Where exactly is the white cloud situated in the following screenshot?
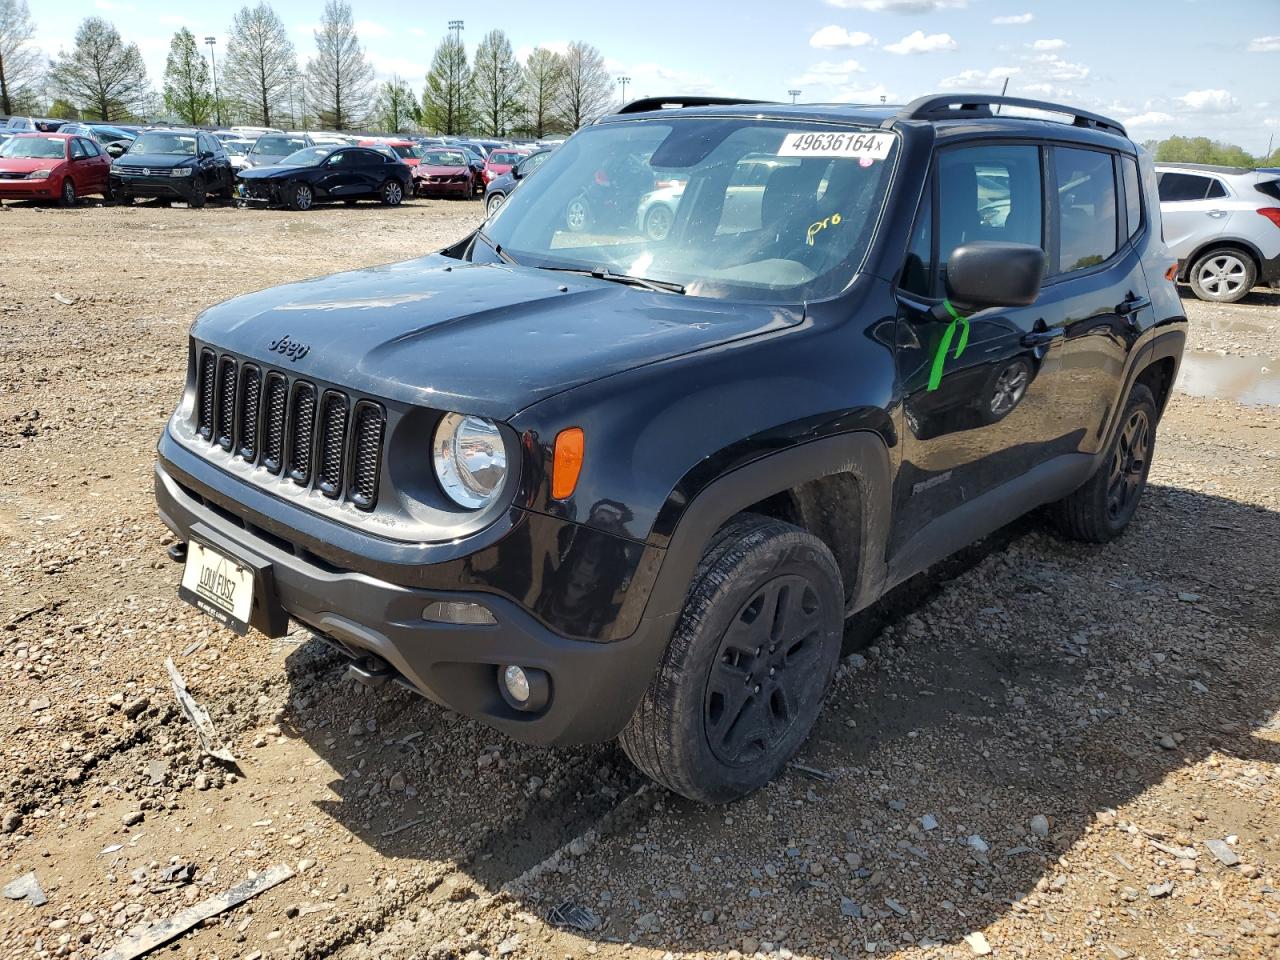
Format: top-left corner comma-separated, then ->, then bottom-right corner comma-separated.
367,52 -> 428,82
992,12 -> 1033,24
939,66 -> 1020,90
410,28 -> 426,37
826,0 -> 964,11
792,59 -> 866,87
1247,36 -> 1280,52
1178,89 -> 1240,112
354,20 -> 390,39
809,26 -> 875,50
1031,38 -> 1067,51
1123,111 -> 1175,127
1028,53 -> 1090,81
832,83 -> 897,104
884,30 -> 957,54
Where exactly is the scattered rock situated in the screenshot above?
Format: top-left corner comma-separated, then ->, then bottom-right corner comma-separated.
122,695 -> 150,719
389,772 -> 407,792
840,897 -> 860,918
1147,881 -> 1174,898
1029,814 -> 1050,839
122,810 -> 144,827
2,872 -> 47,907
964,931 -> 992,955
1205,838 -> 1240,867
968,834 -> 990,854
1,811 -> 21,834
920,813 -> 938,831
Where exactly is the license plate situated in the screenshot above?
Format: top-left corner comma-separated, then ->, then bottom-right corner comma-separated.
179,540 -> 255,635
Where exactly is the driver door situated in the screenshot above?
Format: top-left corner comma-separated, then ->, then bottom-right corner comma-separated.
315,150 -> 358,198
891,142 -> 1067,557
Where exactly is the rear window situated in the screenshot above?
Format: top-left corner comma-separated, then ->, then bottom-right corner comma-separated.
1256,178 -> 1280,202
255,136 -> 308,154
1055,147 -> 1118,273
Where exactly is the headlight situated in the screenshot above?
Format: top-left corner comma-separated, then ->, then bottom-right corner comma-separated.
433,413 -> 508,509
170,167 -> 192,177
30,169 -> 52,179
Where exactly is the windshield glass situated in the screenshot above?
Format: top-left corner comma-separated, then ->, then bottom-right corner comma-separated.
388,144 -> 414,159
422,150 -> 466,166
0,136 -> 65,159
253,135 -> 308,156
131,132 -> 198,155
280,146 -> 333,166
481,119 -> 899,301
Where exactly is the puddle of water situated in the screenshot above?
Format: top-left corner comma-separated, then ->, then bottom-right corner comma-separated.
1198,317 -> 1271,335
1176,351 -> 1280,406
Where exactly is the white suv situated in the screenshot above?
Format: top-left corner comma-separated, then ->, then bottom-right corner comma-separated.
1156,163 -> 1280,302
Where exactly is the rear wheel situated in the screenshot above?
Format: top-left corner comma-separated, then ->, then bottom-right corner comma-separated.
1049,382 -> 1157,542
287,182 -> 314,211
59,177 -> 77,207
380,179 -> 404,206
486,192 -> 506,216
644,204 -> 674,240
620,514 -> 844,804
565,196 -> 590,232
1188,248 -> 1256,303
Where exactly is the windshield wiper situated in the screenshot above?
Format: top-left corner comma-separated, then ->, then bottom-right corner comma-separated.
538,266 -> 686,295
473,231 -> 519,265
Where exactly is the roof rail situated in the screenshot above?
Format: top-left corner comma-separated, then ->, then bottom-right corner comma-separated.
888,94 -> 1127,137
615,96 -> 774,115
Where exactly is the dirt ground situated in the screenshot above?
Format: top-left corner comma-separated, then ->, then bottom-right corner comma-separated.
0,200 -> 1276,960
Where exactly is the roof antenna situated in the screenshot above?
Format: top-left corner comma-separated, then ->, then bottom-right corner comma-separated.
995,77 -> 1009,114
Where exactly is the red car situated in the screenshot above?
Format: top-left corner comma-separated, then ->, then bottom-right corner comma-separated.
413,147 -> 480,199
481,148 -> 530,187
359,139 -> 420,167
0,132 -> 112,205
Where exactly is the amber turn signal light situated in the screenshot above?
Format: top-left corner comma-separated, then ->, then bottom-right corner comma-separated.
1165,263 -> 1178,282
552,428 -> 584,500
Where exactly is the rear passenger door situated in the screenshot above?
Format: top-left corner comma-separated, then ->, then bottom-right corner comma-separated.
1157,171 -> 1227,260
1038,146 -> 1150,461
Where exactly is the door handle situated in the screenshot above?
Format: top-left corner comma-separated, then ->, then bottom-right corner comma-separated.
1206,209 -> 1228,218
1118,295 -> 1151,316
1020,328 -> 1063,347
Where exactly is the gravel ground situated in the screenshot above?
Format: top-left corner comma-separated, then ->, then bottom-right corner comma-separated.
0,201 -> 1276,960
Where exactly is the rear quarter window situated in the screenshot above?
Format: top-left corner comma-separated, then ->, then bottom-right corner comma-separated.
1256,178 -> 1280,202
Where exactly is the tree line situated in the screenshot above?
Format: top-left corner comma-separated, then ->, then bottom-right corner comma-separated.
1143,135 -> 1280,170
0,0 -> 615,136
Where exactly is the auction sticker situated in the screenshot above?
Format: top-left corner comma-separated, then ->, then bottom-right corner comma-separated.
777,131 -> 893,160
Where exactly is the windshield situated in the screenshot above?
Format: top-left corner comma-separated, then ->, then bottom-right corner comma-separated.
422,150 -> 467,166
388,144 -> 415,159
131,132 -> 198,155
280,146 -> 333,167
488,151 -> 524,165
0,136 -> 65,159
253,135 -> 308,156
481,119 -> 899,301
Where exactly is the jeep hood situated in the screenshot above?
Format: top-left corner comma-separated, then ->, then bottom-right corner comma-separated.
191,254 -> 802,419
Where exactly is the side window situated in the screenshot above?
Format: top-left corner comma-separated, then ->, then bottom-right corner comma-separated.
1054,146 -> 1118,273
1121,156 -> 1142,239
83,139 -> 101,157
1157,172 -> 1211,202
327,151 -> 348,166
1205,178 -> 1227,199
937,144 -> 1043,276
69,139 -> 86,159
900,183 -> 933,297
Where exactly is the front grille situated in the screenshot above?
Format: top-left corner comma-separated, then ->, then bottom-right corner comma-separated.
193,350 -> 386,510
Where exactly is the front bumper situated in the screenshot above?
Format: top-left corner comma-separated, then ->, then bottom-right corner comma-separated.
112,173 -> 195,199
0,177 -> 56,198
154,450 -> 673,747
415,179 -> 470,197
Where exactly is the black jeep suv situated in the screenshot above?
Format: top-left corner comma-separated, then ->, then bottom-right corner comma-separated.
155,95 -> 1185,803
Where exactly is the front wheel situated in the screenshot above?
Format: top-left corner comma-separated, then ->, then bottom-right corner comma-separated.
620,514 -> 844,804
188,176 -> 206,209
1188,248 -> 1256,303
1049,382 -> 1157,542
59,177 -> 77,207
486,192 -> 505,216
287,182 -> 314,211
380,179 -> 404,206
565,195 -> 590,232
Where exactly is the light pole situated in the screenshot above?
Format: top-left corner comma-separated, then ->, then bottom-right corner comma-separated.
205,36 -> 220,126
618,75 -> 631,106
448,19 -> 464,41
788,89 -> 801,104
287,68 -> 297,129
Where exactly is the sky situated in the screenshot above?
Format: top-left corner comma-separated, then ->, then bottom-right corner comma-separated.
28,0 -> 1280,152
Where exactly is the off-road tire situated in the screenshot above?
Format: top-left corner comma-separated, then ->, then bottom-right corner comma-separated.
1188,247 -> 1257,303
620,513 -> 844,804
1049,383 -> 1157,542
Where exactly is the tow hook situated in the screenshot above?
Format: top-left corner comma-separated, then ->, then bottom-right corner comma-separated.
345,656 -> 396,688
166,542 -> 188,563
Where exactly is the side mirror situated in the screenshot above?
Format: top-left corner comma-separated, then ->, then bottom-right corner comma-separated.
944,241 -> 1045,311
511,163 -> 524,181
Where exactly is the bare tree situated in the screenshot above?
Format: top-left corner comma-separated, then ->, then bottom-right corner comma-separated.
421,34 -> 471,136
0,0 -> 41,116
373,76 -> 415,134
521,47 -> 564,138
48,18 -> 150,121
162,28 -> 214,125
305,0 -> 374,131
223,3 -> 296,127
472,29 -> 522,138
557,41 -> 611,130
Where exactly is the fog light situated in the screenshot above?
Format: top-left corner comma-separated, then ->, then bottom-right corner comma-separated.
422,601 -> 496,625
503,665 -> 530,703
499,664 -> 549,712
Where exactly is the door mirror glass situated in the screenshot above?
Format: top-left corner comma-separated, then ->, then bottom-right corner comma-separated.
944,241 -> 1045,310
